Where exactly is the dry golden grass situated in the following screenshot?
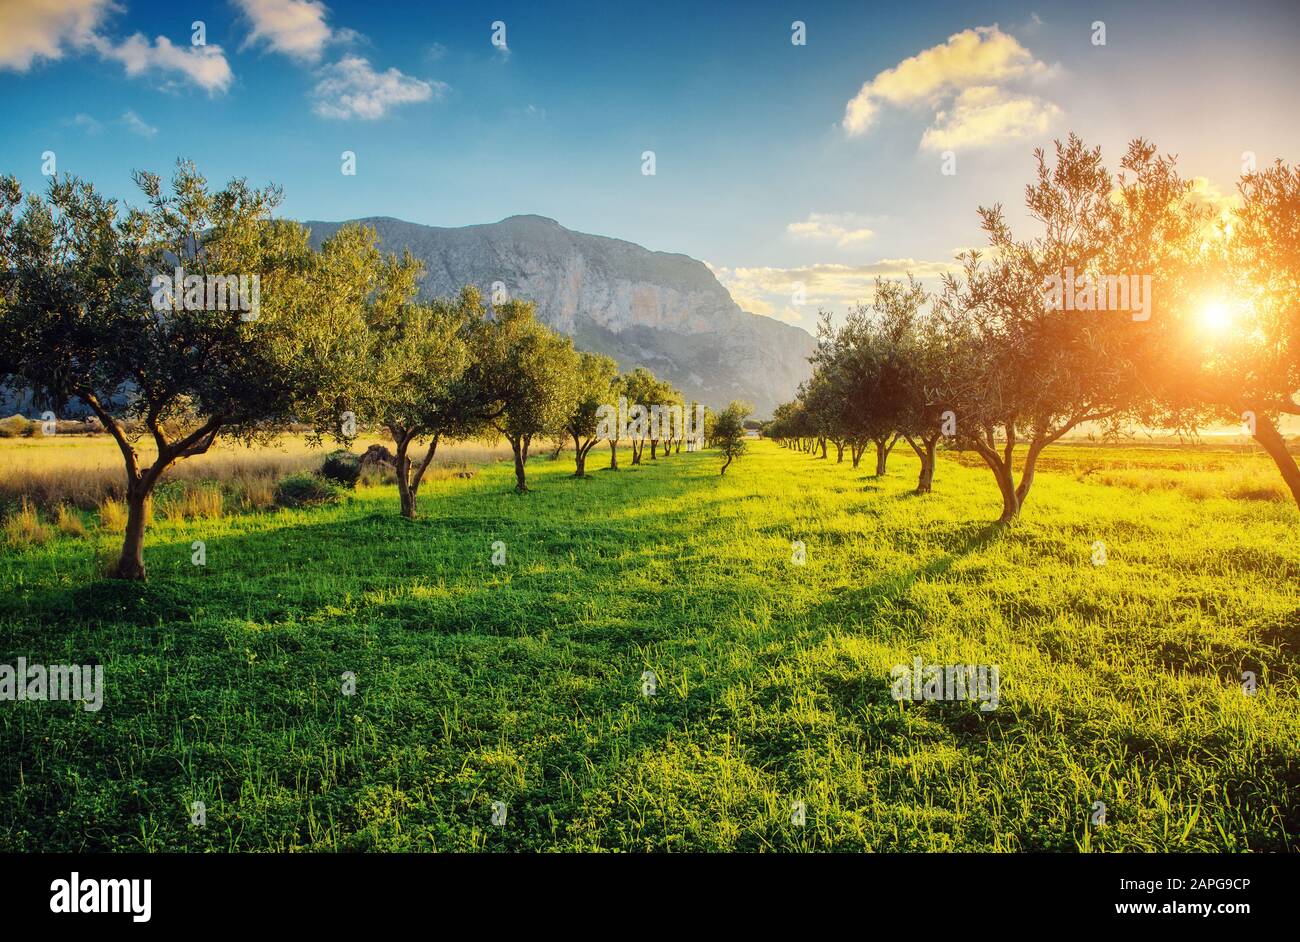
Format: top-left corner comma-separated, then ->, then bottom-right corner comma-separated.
156,484 -> 225,522
0,433 -> 520,511
96,497 -> 136,533
3,498 -> 50,547
54,504 -> 88,538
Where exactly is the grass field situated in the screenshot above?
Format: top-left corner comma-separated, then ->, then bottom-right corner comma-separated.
1,438 -> 1298,851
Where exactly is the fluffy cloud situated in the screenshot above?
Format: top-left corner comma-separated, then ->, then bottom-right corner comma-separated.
842,25 -> 1058,151
0,0 -> 231,92
919,85 -> 1059,151
89,33 -> 233,93
787,213 -> 876,247
235,0 -> 334,63
0,0 -> 110,71
313,55 -> 444,119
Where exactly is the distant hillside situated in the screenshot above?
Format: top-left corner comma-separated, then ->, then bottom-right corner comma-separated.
305,214 -> 815,416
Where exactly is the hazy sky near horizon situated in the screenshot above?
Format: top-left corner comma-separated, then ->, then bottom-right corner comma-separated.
2,0 -> 1299,332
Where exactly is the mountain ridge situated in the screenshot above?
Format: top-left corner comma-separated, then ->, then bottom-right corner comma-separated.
303,214 -> 814,416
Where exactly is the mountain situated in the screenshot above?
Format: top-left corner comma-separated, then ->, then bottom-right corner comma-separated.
304,215 -> 814,417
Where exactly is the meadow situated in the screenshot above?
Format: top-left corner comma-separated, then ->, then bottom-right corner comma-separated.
1,436 -> 1298,851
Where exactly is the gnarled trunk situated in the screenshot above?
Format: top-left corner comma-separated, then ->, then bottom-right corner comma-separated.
971,436 -> 1020,523
113,482 -> 151,580
608,439 -> 619,470
906,434 -> 939,494
873,434 -> 899,476
510,435 -> 531,492
1253,412 -> 1300,509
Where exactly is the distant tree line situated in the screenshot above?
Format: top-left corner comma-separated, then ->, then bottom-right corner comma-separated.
0,161 -> 747,580
765,135 -> 1300,523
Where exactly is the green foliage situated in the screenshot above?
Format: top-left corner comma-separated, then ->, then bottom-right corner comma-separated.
714,400 -> 751,474
273,473 -> 342,508
321,451 -> 363,489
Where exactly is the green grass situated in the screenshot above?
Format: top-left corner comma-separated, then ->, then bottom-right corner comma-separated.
1,440 -> 1298,851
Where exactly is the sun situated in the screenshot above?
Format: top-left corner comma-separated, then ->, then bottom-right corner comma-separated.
1198,299 -> 1235,334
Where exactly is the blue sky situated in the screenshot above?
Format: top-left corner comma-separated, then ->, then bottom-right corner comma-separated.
2,0 -> 1298,329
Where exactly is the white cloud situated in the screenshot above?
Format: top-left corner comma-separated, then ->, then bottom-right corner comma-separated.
713,258 -> 961,318
235,0 -> 335,63
68,113 -> 104,134
118,109 -> 157,138
841,25 -> 1059,151
312,55 -> 443,119
919,86 -> 1059,151
0,0 -> 111,71
0,0 -> 231,93
90,33 -> 233,93
787,213 -> 876,247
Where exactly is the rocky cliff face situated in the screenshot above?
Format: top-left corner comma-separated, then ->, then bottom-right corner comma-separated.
305,215 -> 814,417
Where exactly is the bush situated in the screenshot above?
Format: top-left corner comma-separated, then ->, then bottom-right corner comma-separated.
97,497 -> 138,533
4,498 -> 50,547
0,415 -> 33,438
321,450 -> 363,489
274,473 -> 342,509
55,504 -> 88,537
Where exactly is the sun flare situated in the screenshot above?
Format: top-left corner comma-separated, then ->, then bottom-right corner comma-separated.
1198,299 -> 1235,334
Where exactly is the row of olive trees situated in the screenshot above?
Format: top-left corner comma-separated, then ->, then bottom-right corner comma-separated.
0,162 -> 722,580
766,134 -> 1300,524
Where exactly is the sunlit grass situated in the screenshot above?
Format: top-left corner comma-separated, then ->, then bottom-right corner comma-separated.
0,440 -> 1297,851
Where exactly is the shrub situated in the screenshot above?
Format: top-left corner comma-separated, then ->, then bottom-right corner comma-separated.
4,498 -> 50,547
97,497 -> 136,533
0,415 -> 33,438
321,450 -> 363,489
55,504 -> 88,537
274,473 -> 342,509
235,475 -> 277,512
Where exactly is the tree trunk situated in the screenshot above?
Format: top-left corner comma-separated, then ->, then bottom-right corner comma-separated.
851,442 -> 864,468
650,439 -> 658,460
1253,413 -> 1300,509
907,435 -> 938,494
818,438 -> 827,459
609,439 -> 619,470
874,440 -> 888,476
720,455 -> 733,475
112,482 -> 151,580
973,439 -> 1019,522
675,439 -> 683,455
573,434 -> 586,476
835,441 -> 845,463
511,436 -> 529,492
1015,441 -> 1044,507
394,434 -> 416,518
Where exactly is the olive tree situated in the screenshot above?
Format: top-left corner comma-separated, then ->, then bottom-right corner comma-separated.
714,400 -> 752,475
0,162 -> 368,578
565,351 -> 619,477
465,299 -> 579,492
